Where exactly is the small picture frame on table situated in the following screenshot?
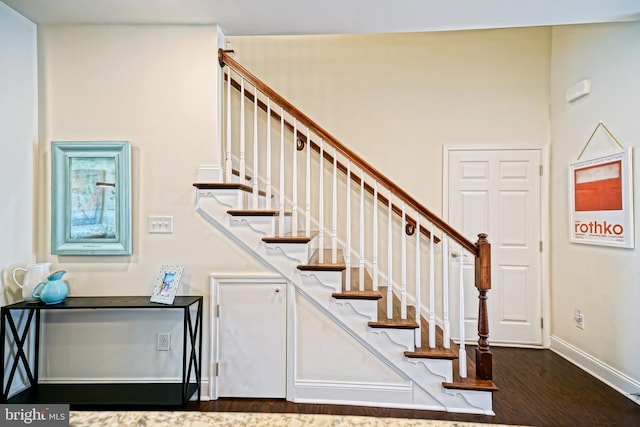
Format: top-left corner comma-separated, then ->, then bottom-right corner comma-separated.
150,265 -> 184,305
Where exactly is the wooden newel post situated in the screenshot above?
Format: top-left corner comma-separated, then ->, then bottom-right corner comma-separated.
475,233 -> 492,381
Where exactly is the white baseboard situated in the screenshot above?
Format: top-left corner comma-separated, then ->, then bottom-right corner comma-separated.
293,379 -> 415,408
198,379 -> 211,401
550,335 -> 640,405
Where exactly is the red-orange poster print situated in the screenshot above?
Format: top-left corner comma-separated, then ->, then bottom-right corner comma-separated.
569,149 -> 634,248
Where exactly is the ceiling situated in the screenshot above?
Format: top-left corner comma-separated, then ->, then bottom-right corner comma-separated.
2,0 -> 640,36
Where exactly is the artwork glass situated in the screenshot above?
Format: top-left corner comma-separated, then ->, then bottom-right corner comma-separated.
52,141 -> 132,255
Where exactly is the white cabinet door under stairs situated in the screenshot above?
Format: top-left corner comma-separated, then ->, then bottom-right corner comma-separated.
216,282 -> 287,398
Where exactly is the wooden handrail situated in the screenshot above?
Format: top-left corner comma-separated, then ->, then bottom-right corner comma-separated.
219,48 -> 477,255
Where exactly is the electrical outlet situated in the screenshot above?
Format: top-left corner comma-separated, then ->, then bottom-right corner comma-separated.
574,309 -> 584,330
157,333 -> 171,351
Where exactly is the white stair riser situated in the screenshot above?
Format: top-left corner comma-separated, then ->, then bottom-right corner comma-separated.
229,215 -> 275,236
370,328 -> 415,351
334,299 -> 378,321
228,215 -> 292,236
264,243 -> 309,263
196,188 -> 268,211
197,189 -> 245,210
299,271 -> 343,293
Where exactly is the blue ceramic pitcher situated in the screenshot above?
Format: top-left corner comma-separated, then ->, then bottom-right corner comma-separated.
32,270 -> 69,304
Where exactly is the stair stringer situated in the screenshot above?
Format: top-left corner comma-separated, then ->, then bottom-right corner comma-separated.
195,189 -> 493,415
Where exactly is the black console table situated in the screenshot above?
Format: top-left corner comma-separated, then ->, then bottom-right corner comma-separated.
1,296 -> 203,407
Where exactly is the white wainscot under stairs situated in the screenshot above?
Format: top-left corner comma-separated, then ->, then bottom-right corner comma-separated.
195,185 -> 494,415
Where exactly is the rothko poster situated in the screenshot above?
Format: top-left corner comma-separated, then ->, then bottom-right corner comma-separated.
569,148 -> 634,248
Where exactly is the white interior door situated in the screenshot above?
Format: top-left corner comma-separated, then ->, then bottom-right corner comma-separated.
447,147 -> 543,346
217,282 -> 287,397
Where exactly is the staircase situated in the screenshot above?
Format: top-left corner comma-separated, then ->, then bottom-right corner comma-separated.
194,49 -> 497,414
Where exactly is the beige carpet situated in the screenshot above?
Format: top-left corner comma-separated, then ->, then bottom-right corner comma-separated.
70,411 -> 519,427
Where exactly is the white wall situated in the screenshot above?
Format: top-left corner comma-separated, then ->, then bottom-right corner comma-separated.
14,17 -> 640,402
228,28 -> 552,214
37,25 -> 269,382
0,3 -> 37,306
550,21 -> 640,399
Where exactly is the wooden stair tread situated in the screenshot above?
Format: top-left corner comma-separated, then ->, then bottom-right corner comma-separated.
444,351 -> 498,391
195,182 -> 248,192
262,232 -> 315,244
193,182 -> 269,197
297,249 -> 345,271
368,286 -> 418,329
443,377 -> 498,392
227,209 -> 292,216
332,268 -> 382,300
404,317 -> 457,359
405,347 -> 457,360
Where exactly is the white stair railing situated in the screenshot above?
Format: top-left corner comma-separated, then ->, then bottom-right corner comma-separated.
239,77 -> 246,185
252,87 -> 259,208
400,203 -> 407,320
291,118 -> 298,236
305,129 -> 311,237
345,160 -> 352,290
359,170 -> 365,291
458,248 -> 467,378
225,68 -> 232,183
318,139 -> 325,262
331,147 -> 338,264
265,99 -> 272,209
429,221 -> 436,348
386,190 -> 393,319
219,52 -> 493,384
442,236 -> 450,348
278,106 -> 285,236
372,181 -> 379,292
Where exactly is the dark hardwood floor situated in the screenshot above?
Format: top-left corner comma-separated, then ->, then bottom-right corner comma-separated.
186,347 -> 640,427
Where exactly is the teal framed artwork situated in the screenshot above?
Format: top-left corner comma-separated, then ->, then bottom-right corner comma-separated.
51,141 -> 132,255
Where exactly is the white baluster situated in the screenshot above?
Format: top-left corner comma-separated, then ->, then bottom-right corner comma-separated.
225,70 -> 232,182
414,214 -> 421,348
279,107 -> 285,237
401,203 -> 407,320
318,139 -> 324,263
372,181 -> 379,292
359,169 -> 365,291
252,86 -> 259,209
459,247 -> 467,378
239,77 -> 246,185
442,235 -> 450,348
345,160 -> 351,291
291,118 -> 298,237
265,99 -> 272,209
331,148 -> 338,264
305,128 -> 311,237
387,190 -> 393,319
429,222 -> 436,348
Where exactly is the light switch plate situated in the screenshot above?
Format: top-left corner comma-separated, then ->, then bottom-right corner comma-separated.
149,216 -> 173,233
